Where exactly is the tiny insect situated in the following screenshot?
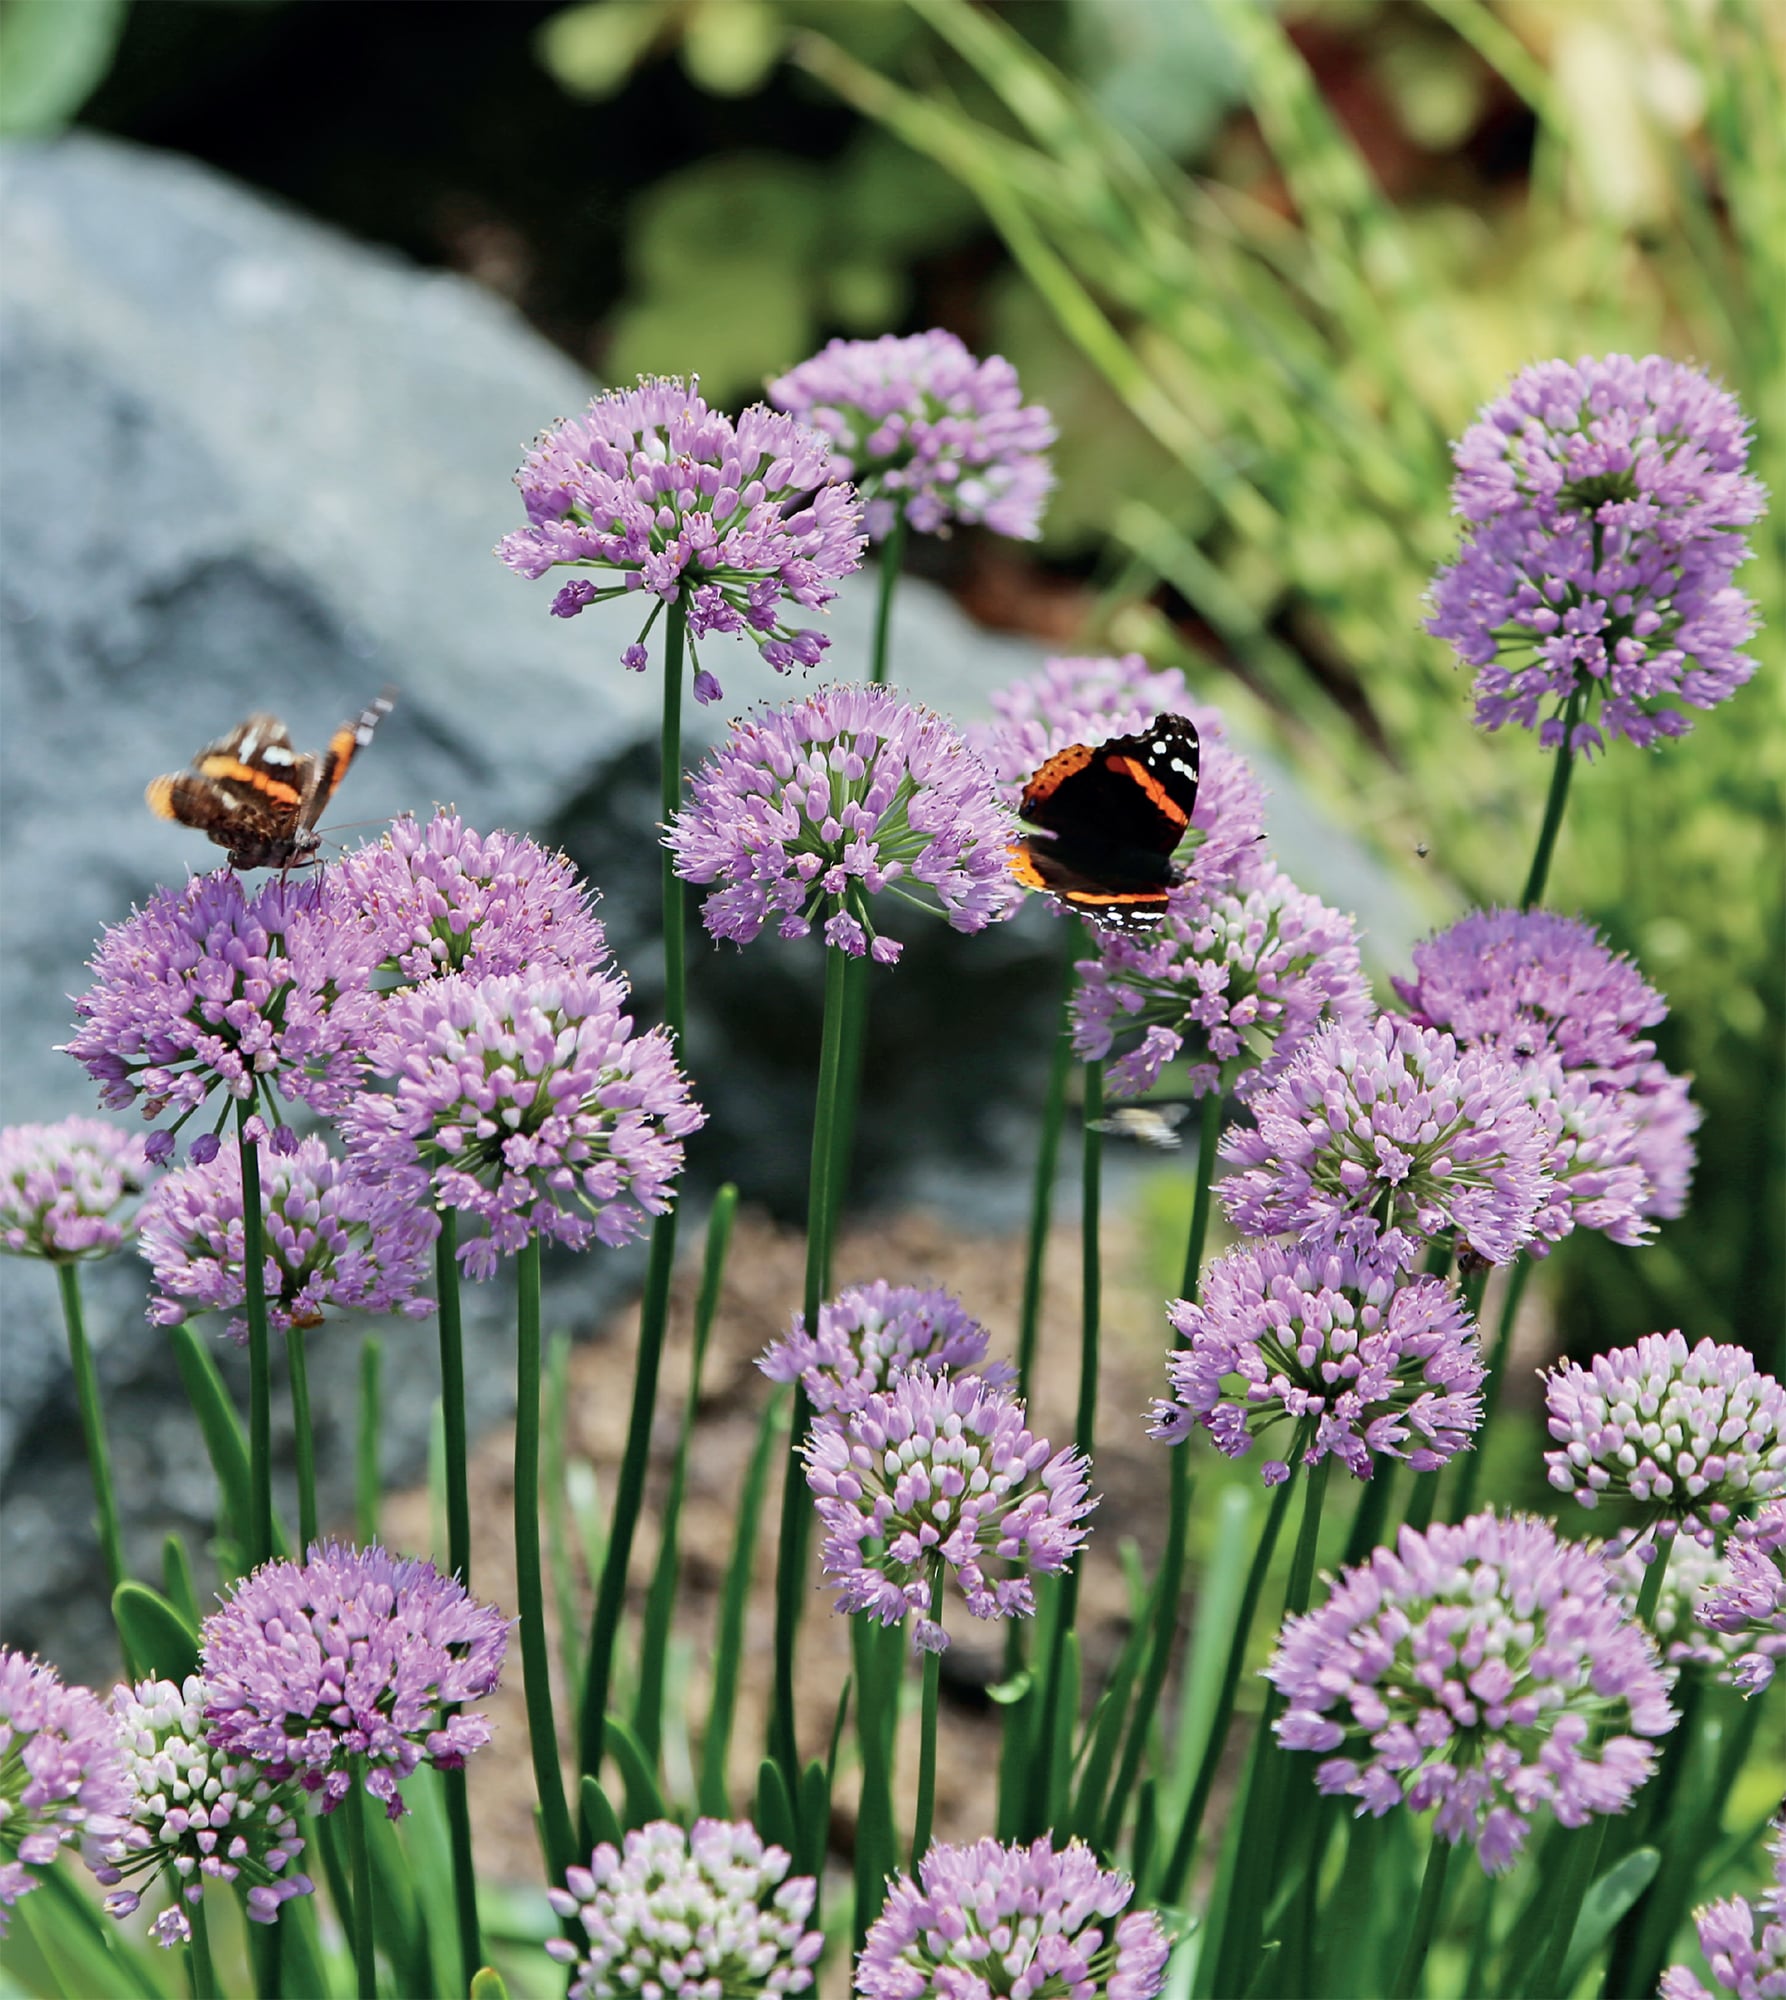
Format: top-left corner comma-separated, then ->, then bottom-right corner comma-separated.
146,693 -> 393,871
1415,840 -> 1430,860
1087,1103 -> 1191,1151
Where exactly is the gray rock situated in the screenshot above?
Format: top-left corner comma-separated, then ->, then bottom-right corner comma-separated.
0,132 -> 1420,1681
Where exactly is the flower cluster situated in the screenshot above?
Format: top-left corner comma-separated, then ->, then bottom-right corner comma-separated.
1220,1016 -> 1553,1269
1543,1333 -> 1786,1546
344,969 -> 701,1279
97,1677 -> 312,1946
667,684 -> 1017,962
1074,870 -> 1372,1103
768,328 -> 1055,543
497,378 -> 864,702
1393,906 -> 1698,1228
337,811 -> 607,986
0,1117 -> 152,1262
1428,354 -> 1765,751
759,1280 -> 1012,1416
1698,1503 -> 1786,1696
1150,1244 -> 1483,1484
805,1370 -> 1094,1651
199,1542 -> 509,1819
1267,1512 -> 1675,1874
0,1649 -> 131,1937
62,872 -> 378,1148
855,1836 -> 1170,1999
140,1134 -> 435,1344
545,1819 -> 822,1999
969,653 -> 1267,902
1661,1819 -> 1786,2000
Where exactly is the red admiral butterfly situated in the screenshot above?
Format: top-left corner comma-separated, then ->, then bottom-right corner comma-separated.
1009,712 -> 1200,931
146,694 -> 393,871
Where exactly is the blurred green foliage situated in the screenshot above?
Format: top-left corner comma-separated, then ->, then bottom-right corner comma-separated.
779,0 -> 1784,1357
0,0 -> 130,136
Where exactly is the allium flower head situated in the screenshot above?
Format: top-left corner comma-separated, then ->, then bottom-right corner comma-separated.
97,1676 -> 312,1946
805,1372 -> 1094,1652
968,654 -> 1267,901
856,1836 -> 1170,1999
140,1135 -> 435,1344
1428,354 -> 1764,752
1518,1060 -> 1652,1256
768,328 -> 1055,543
0,1649 -> 131,1937
759,1280 -> 1014,1416
63,871 -> 377,1142
1267,1511 -> 1676,1874
1543,1333 -> 1786,1545
1660,1819 -> 1786,2000
200,1542 -> 508,1819
668,684 -> 1017,964
1074,870 -> 1372,1103
337,810 -> 606,985
1607,1530 -> 1752,1681
0,1117 -> 152,1262
344,969 -> 701,1280
544,1819 -> 821,1999
497,377 -> 864,703
1627,1061 -> 1703,1222
1698,1503 -> 1786,1695
1220,1016 -> 1553,1269
1150,1243 -> 1484,1484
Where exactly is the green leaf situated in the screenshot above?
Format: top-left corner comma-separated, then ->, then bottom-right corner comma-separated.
755,1757 -> 796,1854
112,1581 -> 199,1684
1559,1847 -> 1661,1993
533,0 -> 663,101
160,1531 -> 201,1631
580,1775 -> 625,1853
795,1759 -> 829,1884
700,1396 -> 784,1816
603,1712 -> 667,1829
469,1972 -> 511,2000
681,0 -> 782,95
170,1321 -> 288,1562
987,1671 -> 1033,1705
0,0 -> 129,137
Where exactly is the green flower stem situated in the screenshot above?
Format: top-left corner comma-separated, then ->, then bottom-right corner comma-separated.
1521,682 -> 1584,909
284,1325 -> 318,1551
578,601 -> 690,1791
1388,1834 -> 1453,1999
54,1262 -> 134,1673
869,514 -> 907,687
355,1337 -> 381,1544
238,1108 -> 274,1571
1158,1446 -> 1304,1903
911,1569 -> 946,1870
1633,1533 -> 1675,1630
771,938 -> 852,1794
346,1763 -> 377,2000
1075,1061 -> 1104,1464
1100,1097 -> 1224,1850
516,1236 -> 576,1886
1530,1815 -> 1609,2000
434,1211 -> 483,1981
1017,949 -> 1077,1403
183,1886 -> 218,2000
1447,1254 -> 1529,1524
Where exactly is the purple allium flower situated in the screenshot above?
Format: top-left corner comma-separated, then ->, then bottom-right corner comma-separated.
1266,1511 -> 1676,1875
768,328 -> 1055,543
336,810 -> 607,986
544,1819 -> 822,1998
0,1117 -> 153,1262
855,1836 -> 1170,1999
1660,1819 -> 1786,2000
1697,1502 -> 1786,1696
497,377 -> 864,703
1543,1333 -> 1786,1547
96,1677 -> 312,1945
1149,1244 -> 1483,1484
1392,906 -> 1696,1228
1220,1017 -> 1553,1269
1518,1061 -> 1652,1257
1073,870 -> 1372,1104
758,1280 -> 1014,1416
0,1649 -> 131,1937
804,1372 -> 1094,1652
200,1542 -> 508,1820
343,970 -> 701,1280
667,684 -> 1017,964
1428,354 -> 1765,753
62,872 -> 378,1140
139,1135 -> 435,1345
968,653 -> 1267,902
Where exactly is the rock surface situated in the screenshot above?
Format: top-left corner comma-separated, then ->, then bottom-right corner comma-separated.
0,133 -> 1417,1679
